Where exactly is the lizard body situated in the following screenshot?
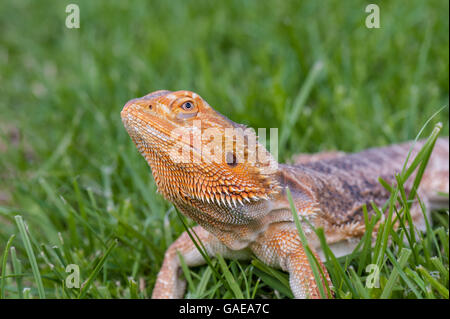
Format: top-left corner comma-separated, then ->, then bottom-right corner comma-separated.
121,90 -> 449,298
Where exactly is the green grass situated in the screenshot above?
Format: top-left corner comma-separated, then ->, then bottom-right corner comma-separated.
288,122 -> 449,299
0,0 -> 448,299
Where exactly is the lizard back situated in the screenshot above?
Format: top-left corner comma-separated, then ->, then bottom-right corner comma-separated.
279,137 -> 449,235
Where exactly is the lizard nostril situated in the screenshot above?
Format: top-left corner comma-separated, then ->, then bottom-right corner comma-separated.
149,104 -> 153,110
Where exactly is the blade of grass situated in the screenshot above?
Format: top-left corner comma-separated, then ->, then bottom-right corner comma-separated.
217,254 -> 244,299
15,215 -> 46,299
286,187 -> 329,298
174,207 -> 230,292
251,259 -> 290,289
417,266 -> 449,298
394,173 -> 416,251
195,265 -> 214,298
348,266 -> 370,299
430,257 -> 448,282
356,205 -> 379,275
128,278 -> 139,299
385,248 -> 422,298
315,227 -> 357,298
1,234 -> 15,298
280,61 -> 324,149
251,259 -> 293,298
380,248 -> 411,298
177,252 -> 195,295
252,267 -> 293,298
10,247 -> 23,298
78,239 -> 117,299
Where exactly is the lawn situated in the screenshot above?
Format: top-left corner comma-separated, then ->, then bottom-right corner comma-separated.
0,0 -> 448,299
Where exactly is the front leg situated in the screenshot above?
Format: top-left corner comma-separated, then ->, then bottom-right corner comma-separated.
152,225 -> 251,298
251,225 -> 333,299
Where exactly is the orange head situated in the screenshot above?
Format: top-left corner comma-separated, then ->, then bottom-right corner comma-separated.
121,90 -> 280,208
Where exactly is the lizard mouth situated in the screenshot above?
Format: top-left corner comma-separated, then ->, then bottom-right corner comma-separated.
122,107 -> 176,145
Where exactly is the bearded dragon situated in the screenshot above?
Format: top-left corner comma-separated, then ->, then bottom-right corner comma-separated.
121,90 -> 449,299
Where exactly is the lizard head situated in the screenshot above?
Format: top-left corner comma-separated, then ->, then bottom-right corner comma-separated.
121,90 -> 280,208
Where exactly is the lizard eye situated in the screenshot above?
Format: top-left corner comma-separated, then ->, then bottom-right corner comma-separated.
181,101 -> 194,111
176,100 -> 198,120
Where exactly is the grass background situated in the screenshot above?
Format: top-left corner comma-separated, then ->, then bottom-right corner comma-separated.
0,0 -> 448,298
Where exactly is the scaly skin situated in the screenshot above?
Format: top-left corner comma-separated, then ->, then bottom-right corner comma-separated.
121,90 -> 449,299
